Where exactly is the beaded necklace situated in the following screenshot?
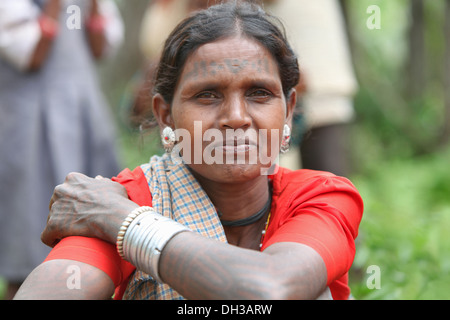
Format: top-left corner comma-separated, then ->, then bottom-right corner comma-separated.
259,211 -> 271,249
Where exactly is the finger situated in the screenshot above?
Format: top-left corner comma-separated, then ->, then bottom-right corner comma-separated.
48,183 -> 64,210
41,232 -> 60,248
48,183 -> 62,214
41,230 -> 61,248
48,193 -> 55,211
41,220 -> 58,248
64,171 -> 90,183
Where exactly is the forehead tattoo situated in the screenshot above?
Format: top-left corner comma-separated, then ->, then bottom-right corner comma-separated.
181,57 -> 273,83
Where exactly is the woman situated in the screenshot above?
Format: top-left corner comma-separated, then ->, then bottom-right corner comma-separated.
15,1 -> 363,300
0,0 -> 123,299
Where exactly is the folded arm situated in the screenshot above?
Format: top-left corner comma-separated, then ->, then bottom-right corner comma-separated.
14,260 -> 115,300
15,236 -> 328,300
159,232 -> 328,300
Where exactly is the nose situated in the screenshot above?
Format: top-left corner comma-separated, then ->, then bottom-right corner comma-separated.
218,95 -> 252,130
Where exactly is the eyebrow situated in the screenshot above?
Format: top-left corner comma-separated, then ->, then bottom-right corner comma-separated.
180,76 -> 283,97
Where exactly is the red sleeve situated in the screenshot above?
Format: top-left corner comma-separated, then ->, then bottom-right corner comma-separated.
44,236 -> 134,288
262,170 -> 364,288
43,166 -> 152,299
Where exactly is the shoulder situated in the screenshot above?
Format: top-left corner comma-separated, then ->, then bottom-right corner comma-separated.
112,166 -> 152,206
271,166 -> 336,183
264,167 -> 364,289
271,166 -> 360,197
270,166 -> 364,221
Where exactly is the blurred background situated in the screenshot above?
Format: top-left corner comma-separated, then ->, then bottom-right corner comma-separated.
343,0 -> 450,300
1,0 -> 449,299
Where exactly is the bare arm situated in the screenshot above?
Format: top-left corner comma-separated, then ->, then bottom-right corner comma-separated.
159,232 -> 327,300
14,260 -> 115,300
17,236 -> 327,300
27,0 -> 60,71
85,0 -> 107,59
41,173 -> 329,300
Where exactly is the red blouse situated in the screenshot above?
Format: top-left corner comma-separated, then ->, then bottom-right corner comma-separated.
45,166 -> 363,300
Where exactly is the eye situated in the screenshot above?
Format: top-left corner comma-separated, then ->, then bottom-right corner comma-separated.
247,88 -> 273,100
195,91 -> 219,100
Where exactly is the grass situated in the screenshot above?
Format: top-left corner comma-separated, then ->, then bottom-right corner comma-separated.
0,279 -> 5,299
348,147 -> 450,299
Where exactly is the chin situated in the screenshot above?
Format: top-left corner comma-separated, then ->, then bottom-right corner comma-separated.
189,162 -> 270,184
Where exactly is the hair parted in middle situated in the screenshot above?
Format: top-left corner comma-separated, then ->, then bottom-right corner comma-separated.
153,0 -> 300,105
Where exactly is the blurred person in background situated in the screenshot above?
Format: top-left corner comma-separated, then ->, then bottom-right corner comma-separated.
264,0 -> 358,177
0,0 -> 123,299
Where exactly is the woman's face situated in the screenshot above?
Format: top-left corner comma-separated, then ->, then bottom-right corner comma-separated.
157,36 -> 295,184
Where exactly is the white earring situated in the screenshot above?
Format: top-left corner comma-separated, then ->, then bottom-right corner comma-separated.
161,127 -> 176,153
280,124 -> 291,154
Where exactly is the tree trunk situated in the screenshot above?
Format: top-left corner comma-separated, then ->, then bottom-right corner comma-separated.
440,0 -> 450,147
99,0 -> 150,109
406,0 -> 426,99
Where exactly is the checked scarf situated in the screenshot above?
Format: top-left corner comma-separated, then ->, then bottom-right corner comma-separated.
123,153 -> 227,300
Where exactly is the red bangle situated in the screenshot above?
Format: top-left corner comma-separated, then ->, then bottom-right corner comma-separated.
38,15 -> 59,39
86,14 -> 106,33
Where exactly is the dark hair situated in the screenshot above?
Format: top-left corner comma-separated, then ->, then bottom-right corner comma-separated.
154,1 -> 300,105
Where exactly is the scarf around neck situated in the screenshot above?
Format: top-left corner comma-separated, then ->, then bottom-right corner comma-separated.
123,153 -> 227,300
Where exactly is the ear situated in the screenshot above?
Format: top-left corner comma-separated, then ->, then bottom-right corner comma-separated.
285,88 -> 297,127
152,93 -> 174,129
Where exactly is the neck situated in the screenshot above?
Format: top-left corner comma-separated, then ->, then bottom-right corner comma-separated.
191,171 -> 272,249
192,173 -> 271,224
220,186 -> 272,227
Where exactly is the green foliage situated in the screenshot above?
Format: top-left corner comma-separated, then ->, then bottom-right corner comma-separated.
346,0 -> 449,158
117,127 -> 163,170
343,0 -> 450,299
349,147 -> 450,300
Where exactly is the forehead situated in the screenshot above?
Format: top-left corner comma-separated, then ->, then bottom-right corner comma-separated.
179,36 -> 279,84
194,36 -> 269,61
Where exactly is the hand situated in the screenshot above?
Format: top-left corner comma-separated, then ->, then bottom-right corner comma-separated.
28,0 -> 61,71
44,0 -> 61,18
86,0 -> 107,59
41,172 -> 139,247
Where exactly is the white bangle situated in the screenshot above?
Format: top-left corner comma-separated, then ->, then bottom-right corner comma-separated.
119,207 -> 191,283
116,206 -> 153,259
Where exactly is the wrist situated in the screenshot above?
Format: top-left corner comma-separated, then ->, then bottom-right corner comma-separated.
86,14 -> 106,34
116,206 -> 150,259
116,207 -> 191,283
38,14 -> 59,40
105,202 -> 140,244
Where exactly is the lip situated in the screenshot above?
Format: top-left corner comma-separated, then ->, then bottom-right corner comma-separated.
219,144 -> 257,153
209,139 -> 258,152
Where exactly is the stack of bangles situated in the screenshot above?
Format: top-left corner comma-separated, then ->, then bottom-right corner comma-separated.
116,206 -> 191,283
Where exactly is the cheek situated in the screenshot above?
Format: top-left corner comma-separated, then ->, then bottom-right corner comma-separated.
262,127 -> 283,157
255,111 -> 285,155
255,106 -> 285,133
172,115 -> 216,164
